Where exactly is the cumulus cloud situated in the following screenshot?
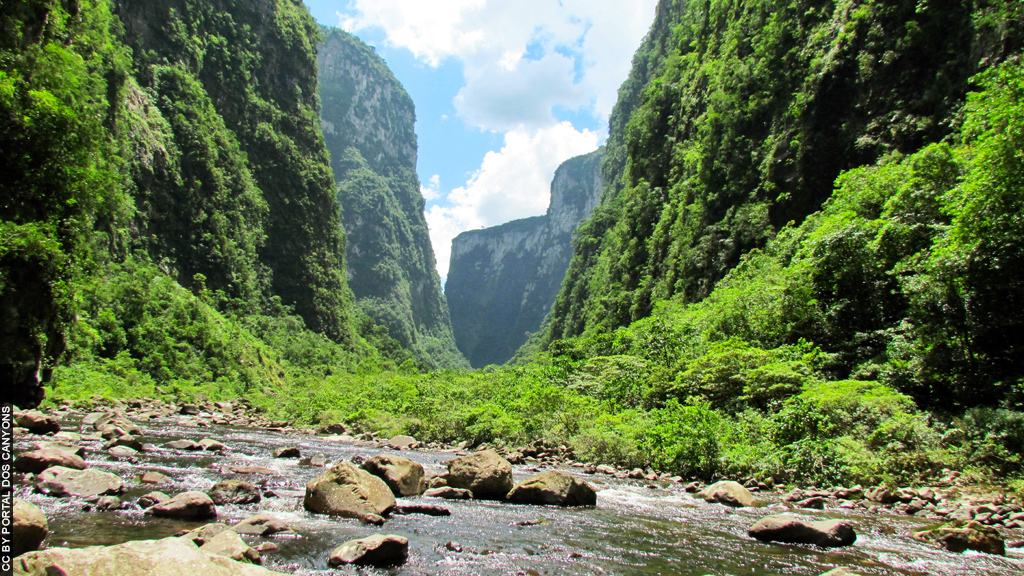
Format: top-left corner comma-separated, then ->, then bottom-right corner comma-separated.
425,122 -> 599,282
421,174 -> 442,201
341,0 -> 658,131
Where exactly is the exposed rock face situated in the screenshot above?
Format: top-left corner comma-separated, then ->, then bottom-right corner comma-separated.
748,515 -> 857,548
37,467 -> 124,498
13,500 -> 48,557
328,534 -> 409,567
13,537 -> 287,575
303,461 -> 396,520
445,450 -> 513,500
318,27 -> 466,370
506,471 -> 597,507
446,149 -> 604,367
360,454 -> 426,497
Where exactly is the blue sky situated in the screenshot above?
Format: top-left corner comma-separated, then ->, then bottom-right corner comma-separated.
303,1 -> 658,282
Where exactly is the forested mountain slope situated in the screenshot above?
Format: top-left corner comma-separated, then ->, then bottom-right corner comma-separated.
447,149 -> 603,367
1,0 -> 408,406
549,0 -> 1023,342
318,28 -> 467,369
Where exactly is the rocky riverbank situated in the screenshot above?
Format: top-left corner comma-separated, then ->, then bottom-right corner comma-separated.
8,401 -> 1024,575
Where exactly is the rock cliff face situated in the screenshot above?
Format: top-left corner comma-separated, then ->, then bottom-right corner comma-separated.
318,28 -> 467,369
447,149 -> 603,367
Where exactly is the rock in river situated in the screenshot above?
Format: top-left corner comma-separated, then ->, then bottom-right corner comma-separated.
37,466 -> 124,498
506,470 -> 597,506
445,450 -> 513,500
699,481 -> 762,508
208,480 -> 261,505
748,515 -> 857,548
13,537 -> 287,575
13,500 -> 48,557
304,461 -> 396,521
911,520 -> 1005,555
146,491 -> 217,520
15,448 -> 87,474
361,454 -> 426,497
328,534 -> 409,567
15,410 -> 60,435
232,513 -> 293,536
200,530 -> 261,564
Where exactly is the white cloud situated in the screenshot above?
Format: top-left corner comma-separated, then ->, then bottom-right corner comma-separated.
426,122 -> 599,282
341,0 -> 658,131
420,174 -> 442,201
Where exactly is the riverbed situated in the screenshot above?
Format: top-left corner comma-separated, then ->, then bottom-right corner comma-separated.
13,410 -> 1024,575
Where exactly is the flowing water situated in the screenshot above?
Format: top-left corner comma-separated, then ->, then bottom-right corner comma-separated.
14,411 -> 1024,575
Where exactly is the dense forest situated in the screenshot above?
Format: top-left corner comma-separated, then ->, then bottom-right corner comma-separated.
2,0 -> 1023,492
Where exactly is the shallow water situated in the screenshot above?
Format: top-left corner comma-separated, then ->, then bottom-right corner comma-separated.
15,412 -> 1024,575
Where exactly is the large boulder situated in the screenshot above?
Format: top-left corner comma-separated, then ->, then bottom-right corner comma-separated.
748,515 -> 857,548
387,435 -> 418,450
361,454 -> 425,497
37,467 -> 124,498
698,481 -> 762,508
208,480 -> 261,505
231,513 -> 293,536
912,520 -> 1004,555
303,461 -> 396,521
146,491 -> 217,520
327,534 -> 409,567
506,470 -> 597,507
31,441 -> 84,458
445,450 -> 513,500
15,410 -> 60,435
13,537 -> 287,575
13,500 -> 48,557
15,449 -> 87,473
200,530 -> 261,564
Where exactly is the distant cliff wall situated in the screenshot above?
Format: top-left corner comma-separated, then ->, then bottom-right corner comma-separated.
447,149 -> 603,367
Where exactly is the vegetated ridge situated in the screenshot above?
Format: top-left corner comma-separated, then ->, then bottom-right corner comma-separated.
447,148 -> 603,367
318,27 -> 467,369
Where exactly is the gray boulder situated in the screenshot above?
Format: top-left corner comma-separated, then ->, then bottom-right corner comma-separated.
445,450 -> 513,500
699,481 -> 762,508
37,466 -> 124,498
200,530 -> 260,564
327,534 -> 409,567
231,513 -> 293,536
748,515 -> 857,547
13,537 -> 287,575
303,461 -> 396,521
208,480 -> 261,505
506,470 -> 597,507
13,500 -> 48,557
361,454 -> 426,497
146,491 -> 217,520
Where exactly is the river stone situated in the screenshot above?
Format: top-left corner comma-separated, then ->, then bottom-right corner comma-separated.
199,438 -> 227,452
208,480 -> 261,505
32,441 -> 85,458
361,454 -> 426,497
146,491 -> 217,520
303,461 -> 396,520
506,470 -> 598,507
140,471 -> 169,485
232,513 -> 293,536
911,520 -> 1005,555
424,486 -> 473,500
14,500 -> 48,557
748,515 -> 857,547
229,465 -> 276,475
167,439 -> 203,451
103,434 -> 143,451
37,466 -> 124,498
271,446 -> 300,458
13,536 -> 288,576
16,410 -> 60,435
327,534 -> 409,567
15,448 -> 88,473
138,491 -> 170,508
180,523 -> 231,546
819,569 -> 863,576
200,530 -> 261,564
394,504 -> 452,516
445,450 -> 513,500
699,481 -> 762,508
387,435 -> 417,450
81,412 -> 107,426
299,453 -> 328,467
108,445 -> 138,458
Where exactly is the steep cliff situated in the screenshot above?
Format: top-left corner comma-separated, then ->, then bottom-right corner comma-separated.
447,149 -> 603,367
318,28 -> 467,369
548,0 -> 1024,343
